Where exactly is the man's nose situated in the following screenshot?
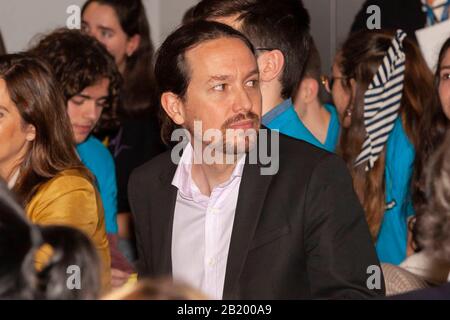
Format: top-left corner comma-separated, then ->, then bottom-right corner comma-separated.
233,87 -> 253,113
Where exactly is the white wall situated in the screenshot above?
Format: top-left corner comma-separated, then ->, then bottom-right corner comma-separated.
304,0 -> 365,74
159,0 -> 198,44
0,0 -> 85,53
0,0 -> 365,69
0,0 -> 197,53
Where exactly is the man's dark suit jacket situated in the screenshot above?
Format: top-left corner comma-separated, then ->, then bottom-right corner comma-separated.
128,131 -> 385,299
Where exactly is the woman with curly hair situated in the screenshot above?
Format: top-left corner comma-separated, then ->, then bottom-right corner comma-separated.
81,0 -> 166,266
30,29 -> 122,238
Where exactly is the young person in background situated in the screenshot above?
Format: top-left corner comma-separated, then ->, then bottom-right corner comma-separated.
294,37 -> 340,152
81,0 -> 166,267
399,37 -> 450,286
30,28 -> 135,287
413,37 -> 450,223
193,0 -> 312,141
330,30 -> 433,265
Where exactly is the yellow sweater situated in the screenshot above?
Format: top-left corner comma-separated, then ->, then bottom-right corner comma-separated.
25,169 -> 111,293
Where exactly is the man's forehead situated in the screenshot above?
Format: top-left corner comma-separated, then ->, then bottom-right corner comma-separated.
185,37 -> 257,78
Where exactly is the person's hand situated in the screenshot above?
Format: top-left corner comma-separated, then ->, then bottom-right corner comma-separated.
111,268 -> 131,288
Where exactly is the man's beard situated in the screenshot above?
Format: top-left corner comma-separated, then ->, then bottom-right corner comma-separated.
220,111 -> 260,155
186,111 -> 261,158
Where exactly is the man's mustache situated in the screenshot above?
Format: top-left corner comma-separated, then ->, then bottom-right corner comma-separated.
221,112 -> 260,130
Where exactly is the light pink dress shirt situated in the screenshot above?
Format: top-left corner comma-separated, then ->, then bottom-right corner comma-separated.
171,143 -> 245,299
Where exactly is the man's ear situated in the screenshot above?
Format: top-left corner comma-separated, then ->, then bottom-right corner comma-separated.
161,92 -> 186,125
25,124 -> 36,142
257,49 -> 285,82
297,78 -> 319,104
126,34 -> 141,57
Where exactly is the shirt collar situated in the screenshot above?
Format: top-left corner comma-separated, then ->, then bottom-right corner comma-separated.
172,143 -> 246,202
262,98 -> 293,126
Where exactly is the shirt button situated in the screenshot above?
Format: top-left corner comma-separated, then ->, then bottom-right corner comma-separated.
208,258 -> 215,266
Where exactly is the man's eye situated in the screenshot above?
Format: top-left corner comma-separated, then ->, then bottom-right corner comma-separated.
213,84 -> 226,91
245,79 -> 259,87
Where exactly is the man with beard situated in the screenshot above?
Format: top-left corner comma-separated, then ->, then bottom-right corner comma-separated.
128,20 -> 384,299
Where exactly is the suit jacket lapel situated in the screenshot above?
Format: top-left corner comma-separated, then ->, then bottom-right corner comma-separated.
222,158 -> 273,299
151,162 -> 178,276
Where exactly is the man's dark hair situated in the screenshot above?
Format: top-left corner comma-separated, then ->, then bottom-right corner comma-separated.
0,30 -> 6,55
155,20 -> 255,144
193,0 -> 256,19
193,0 -> 311,100
182,5 -> 196,25
29,28 -> 122,133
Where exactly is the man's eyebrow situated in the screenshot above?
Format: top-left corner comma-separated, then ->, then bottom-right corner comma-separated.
208,75 -> 231,83
207,69 -> 259,83
440,65 -> 450,71
245,69 -> 259,78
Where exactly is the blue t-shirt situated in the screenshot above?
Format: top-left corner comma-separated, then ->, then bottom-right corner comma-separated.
77,136 -> 118,234
262,99 -> 340,152
375,117 -> 415,265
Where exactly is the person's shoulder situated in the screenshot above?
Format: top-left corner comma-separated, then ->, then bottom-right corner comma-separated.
277,131 -> 331,161
324,103 -> 338,117
82,136 -> 115,164
28,168 -> 97,213
276,131 -> 347,179
130,149 -> 174,182
44,168 -> 96,192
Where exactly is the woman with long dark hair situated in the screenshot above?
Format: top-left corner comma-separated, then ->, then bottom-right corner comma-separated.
328,30 -> 434,265
396,38 -> 450,284
81,0 -> 165,265
0,53 -> 111,291
413,37 -> 450,217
